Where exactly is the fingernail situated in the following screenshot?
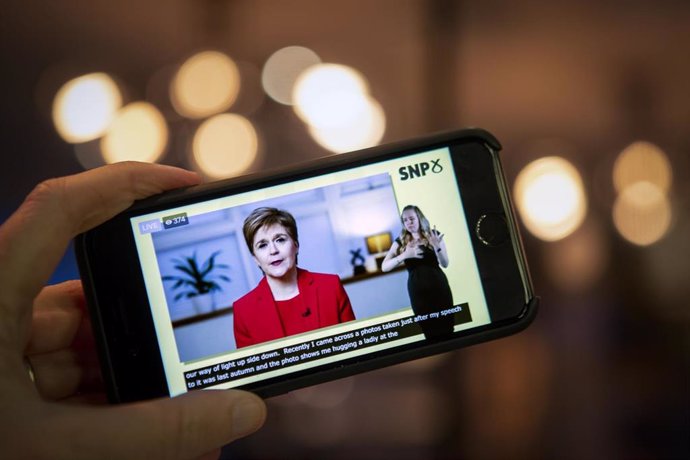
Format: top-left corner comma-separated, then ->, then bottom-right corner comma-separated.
231,396 -> 266,436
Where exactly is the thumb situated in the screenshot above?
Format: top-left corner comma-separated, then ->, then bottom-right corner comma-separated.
41,390 -> 266,460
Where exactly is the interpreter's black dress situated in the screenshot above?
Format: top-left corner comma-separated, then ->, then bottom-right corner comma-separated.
399,237 -> 455,339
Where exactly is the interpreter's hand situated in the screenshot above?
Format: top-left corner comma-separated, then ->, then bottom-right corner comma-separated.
428,226 -> 445,250
400,241 -> 424,260
0,162 -> 266,460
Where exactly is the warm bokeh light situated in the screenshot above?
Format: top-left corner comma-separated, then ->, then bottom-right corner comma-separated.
293,63 -> 369,128
613,181 -> 672,246
192,113 -> 258,178
613,141 -> 672,194
308,96 -> 385,153
514,157 -> 587,241
171,51 -> 240,119
262,46 -> 321,105
100,102 -> 168,163
52,73 -> 122,143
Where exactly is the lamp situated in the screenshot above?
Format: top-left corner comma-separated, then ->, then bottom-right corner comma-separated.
365,232 -> 392,254
365,232 -> 393,272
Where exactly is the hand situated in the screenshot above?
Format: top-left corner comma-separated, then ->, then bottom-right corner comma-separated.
0,162 -> 266,459
400,241 -> 424,260
429,226 -> 444,249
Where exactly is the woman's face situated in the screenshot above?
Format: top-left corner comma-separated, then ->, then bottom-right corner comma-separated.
252,223 -> 298,279
402,209 -> 420,234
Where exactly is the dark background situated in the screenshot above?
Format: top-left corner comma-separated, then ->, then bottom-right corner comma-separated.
1,1 -> 688,458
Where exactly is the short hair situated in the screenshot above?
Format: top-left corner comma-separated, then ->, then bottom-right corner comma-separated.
242,207 -> 299,254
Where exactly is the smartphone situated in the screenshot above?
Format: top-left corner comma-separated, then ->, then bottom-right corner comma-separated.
76,128 -> 537,403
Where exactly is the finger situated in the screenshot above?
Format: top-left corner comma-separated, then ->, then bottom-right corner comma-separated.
27,350 -> 82,400
63,392 -> 109,406
37,390 -> 266,460
27,344 -> 102,401
26,280 -> 84,353
0,162 -> 200,328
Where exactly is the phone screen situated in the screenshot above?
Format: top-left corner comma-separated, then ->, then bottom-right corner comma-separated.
129,146 -> 491,395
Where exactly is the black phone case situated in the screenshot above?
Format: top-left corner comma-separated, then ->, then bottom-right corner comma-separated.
76,128 -> 538,401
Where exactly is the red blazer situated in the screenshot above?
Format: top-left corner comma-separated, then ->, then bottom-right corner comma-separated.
233,268 -> 355,349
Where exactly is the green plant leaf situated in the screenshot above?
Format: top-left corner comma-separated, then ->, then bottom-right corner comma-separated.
162,250 -> 230,302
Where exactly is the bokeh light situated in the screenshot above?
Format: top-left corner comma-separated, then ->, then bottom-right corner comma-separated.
262,46 -> 321,105
613,181 -> 672,246
171,51 -> 240,119
100,102 -> 168,163
52,73 -> 122,143
192,113 -> 258,178
309,96 -> 386,153
613,141 -> 672,194
293,63 -> 369,128
514,157 -> 587,241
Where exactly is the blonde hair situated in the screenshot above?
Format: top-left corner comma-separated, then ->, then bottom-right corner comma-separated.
396,205 -> 432,255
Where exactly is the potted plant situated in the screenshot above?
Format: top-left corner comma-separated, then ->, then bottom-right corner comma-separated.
162,250 -> 230,315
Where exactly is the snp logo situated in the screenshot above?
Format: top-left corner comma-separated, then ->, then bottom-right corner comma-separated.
398,159 -> 444,181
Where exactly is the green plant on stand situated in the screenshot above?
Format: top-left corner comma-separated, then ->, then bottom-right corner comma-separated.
162,250 -> 230,314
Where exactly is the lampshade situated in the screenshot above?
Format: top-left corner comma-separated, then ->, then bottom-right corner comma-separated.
365,232 -> 392,254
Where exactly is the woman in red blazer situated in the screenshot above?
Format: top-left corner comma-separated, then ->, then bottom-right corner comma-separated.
233,207 -> 355,349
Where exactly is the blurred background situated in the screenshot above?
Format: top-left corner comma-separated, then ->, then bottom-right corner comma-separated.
1,0 -> 688,458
